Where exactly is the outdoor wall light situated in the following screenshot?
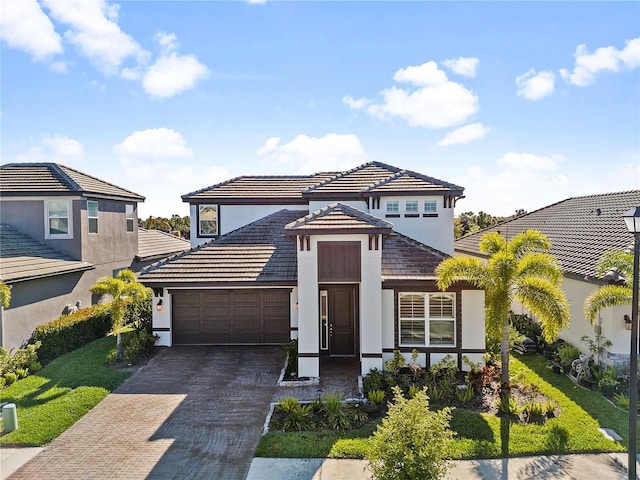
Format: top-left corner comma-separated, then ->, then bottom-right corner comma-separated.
156,299 -> 163,312
624,314 -> 632,331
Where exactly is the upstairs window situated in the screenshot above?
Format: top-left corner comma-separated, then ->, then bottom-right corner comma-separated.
424,200 -> 437,213
87,201 -> 98,234
125,204 -> 134,232
198,205 -> 218,236
46,200 -> 72,239
405,200 -> 419,215
386,201 -> 399,216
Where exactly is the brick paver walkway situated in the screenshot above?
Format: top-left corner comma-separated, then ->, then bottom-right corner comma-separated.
8,346 -> 285,480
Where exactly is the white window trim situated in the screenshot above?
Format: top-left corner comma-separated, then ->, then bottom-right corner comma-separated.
398,292 -> 456,347
125,204 -> 135,233
424,200 -> 438,213
405,200 -> 419,213
45,199 -> 73,239
88,200 -> 98,234
198,204 -> 219,237
386,200 -> 399,214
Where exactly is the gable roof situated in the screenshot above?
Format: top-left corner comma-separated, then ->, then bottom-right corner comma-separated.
0,163 -> 144,201
285,202 -> 393,235
136,228 -> 191,262
454,190 -> 640,280
303,162 -> 464,198
180,162 -> 464,204
0,224 -> 94,283
138,210 -> 304,286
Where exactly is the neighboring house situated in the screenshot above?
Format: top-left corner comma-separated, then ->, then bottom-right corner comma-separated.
138,162 -> 486,378
133,228 -> 190,271
1,163 -> 155,350
455,190 -> 640,367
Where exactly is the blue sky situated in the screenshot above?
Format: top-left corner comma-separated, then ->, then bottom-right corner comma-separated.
2,1 -> 639,218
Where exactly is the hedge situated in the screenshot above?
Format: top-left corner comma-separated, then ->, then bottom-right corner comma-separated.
29,305 -> 112,365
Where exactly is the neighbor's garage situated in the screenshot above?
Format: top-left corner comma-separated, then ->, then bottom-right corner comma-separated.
171,289 -> 291,345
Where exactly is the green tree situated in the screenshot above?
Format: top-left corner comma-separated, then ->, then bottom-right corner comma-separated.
0,280 -> 11,308
367,386 -> 454,480
90,269 -> 149,362
584,250 -> 634,323
436,230 -> 570,386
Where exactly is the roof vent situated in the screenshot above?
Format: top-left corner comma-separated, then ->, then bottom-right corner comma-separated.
595,208 -> 602,216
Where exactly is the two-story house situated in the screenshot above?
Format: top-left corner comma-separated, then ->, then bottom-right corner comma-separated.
138,162 -> 486,378
0,163 -> 147,349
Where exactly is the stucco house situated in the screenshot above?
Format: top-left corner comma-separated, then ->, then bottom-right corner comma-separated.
0,163 -> 188,350
454,190 -> 640,367
138,162 -> 486,378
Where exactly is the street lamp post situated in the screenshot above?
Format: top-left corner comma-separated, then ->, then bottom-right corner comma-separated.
623,206 -> 640,480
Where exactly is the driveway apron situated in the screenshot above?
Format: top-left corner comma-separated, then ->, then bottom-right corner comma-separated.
8,346 -> 285,480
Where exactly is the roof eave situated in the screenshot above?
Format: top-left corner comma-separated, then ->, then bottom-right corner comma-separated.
1,264 -> 95,284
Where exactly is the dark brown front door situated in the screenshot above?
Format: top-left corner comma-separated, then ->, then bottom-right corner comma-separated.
328,286 -> 358,357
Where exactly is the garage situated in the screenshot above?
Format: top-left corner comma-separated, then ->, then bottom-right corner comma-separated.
171,289 -> 291,345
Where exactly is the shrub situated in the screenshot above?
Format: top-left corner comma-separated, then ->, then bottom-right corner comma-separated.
367,389 -> 385,405
544,399 -> 558,417
408,383 -> 421,399
456,384 -> 474,403
496,394 -> 521,416
30,305 -> 111,364
321,393 -> 362,431
367,386 -> 455,480
523,400 -> 545,419
0,342 -> 41,379
126,296 -> 152,332
427,383 -> 443,403
4,371 -> 17,386
123,331 -> 157,364
15,368 -> 29,379
276,397 -> 312,431
614,392 -> 630,410
363,368 -> 386,395
509,312 -> 542,340
557,343 -> 580,366
281,339 -> 298,378
384,350 -> 405,376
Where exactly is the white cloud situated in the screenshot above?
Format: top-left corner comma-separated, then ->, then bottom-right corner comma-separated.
442,57 -> 479,77
42,0 -> 147,75
342,96 -> 371,110
113,128 -> 193,159
0,0 -> 63,61
348,61 -> 478,129
516,69 -> 555,100
246,0 -> 267,3
560,37 -> 640,86
256,133 -> 366,174
496,152 -> 564,171
437,123 -> 489,147
14,135 -> 85,165
141,32 -> 208,98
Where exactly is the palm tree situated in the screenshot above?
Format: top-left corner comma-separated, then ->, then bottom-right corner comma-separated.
0,280 -> 11,308
436,230 -> 570,386
584,250 -> 634,323
90,269 -> 149,362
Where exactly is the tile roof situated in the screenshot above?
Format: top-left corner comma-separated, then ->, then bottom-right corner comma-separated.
454,190 -> 640,280
0,163 -> 144,201
285,203 -> 393,235
0,224 -> 94,283
363,169 -> 464,195
381,233 -> 449,281
181,173 -> 337,203
138,210 -> 305,286
136,228 -> 191,262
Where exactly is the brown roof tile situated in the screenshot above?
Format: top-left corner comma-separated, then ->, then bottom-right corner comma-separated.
382,233 -> 449,281
454,190 -> 640,279
136,228 -> 190,262
285,202 -> 393,234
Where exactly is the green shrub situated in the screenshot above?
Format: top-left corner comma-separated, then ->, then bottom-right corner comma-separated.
276,397 -> 312,431
523,400 -> 545,419
557,343 -> 580,366
384,350 -> 405,376
509,312 -> 542,340
614,392 -> 630,410
126,296 -> 152,332
281,339 -> 298,377
0,377 -> 5,389
123,331 -> 157,364
456,384 -> 474,403
15,368 -> 29,379
363,368 -> 386,394
30,305 -> 111,364
428,383 -> 443,403
367,386 -> 455,480
0,342 -> 41,379
321,393 -> 360,431
497,394 -> 521,416
367,389 -> 385,405
4,371 -> 17,386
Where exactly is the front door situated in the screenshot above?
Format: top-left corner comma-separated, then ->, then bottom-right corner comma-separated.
320,286 -> 358,357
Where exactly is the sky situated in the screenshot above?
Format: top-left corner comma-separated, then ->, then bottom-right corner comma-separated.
1,1 -> 639,219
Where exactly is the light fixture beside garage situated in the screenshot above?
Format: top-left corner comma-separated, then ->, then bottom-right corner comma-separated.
156,299 -> 163,311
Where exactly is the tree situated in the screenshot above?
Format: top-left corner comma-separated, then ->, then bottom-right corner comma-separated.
367,386 -> 455,480
0,280 -> 11,308
584,250 -> 634,323
90,269 -> 149,362
436,230 -> 570,386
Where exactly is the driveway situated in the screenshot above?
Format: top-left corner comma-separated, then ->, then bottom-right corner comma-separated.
8,346 -> 285,480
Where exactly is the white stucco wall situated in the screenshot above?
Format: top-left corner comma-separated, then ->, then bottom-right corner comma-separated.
381,289 -> 395,351
461,290 -> 485,350
152,288 -> 172,346
296,239 -> 320,377
371,195 -> 454,255
360,235 -> 383,374
290,287 -> 299,340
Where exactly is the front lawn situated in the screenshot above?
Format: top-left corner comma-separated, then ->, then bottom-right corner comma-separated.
256,355 -> 628,459
0,335 -> 132,446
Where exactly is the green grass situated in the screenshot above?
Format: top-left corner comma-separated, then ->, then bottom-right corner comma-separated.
256,355 -> 628,459
0,335 -> 131,446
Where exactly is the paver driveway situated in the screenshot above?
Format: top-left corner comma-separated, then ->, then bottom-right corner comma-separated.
9,346 -> 285,480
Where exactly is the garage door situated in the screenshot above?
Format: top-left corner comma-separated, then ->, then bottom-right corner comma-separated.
172,289 -> 291,345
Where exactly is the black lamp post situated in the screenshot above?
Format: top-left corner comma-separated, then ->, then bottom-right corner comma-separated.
623,206 -> 640,480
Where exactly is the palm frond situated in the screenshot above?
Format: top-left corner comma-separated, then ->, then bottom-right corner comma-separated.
595,250 -> 633,281
516,277 -> 570,342
584,284 -> 633,324
0,280 -> 11,308
479,232 -> 506,256
435,257 -> 488,290
516,253 -> 564,286
508,230 -> 551,259
116,269 -> 138,284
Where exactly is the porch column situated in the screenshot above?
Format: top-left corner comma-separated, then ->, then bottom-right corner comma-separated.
297,239 -> 320,377
360,236 -> 383,375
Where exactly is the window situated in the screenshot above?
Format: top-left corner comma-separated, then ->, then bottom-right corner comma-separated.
46,200 -> 72,238
386,201 -> 399,214
405,200 -> 419,214
87,201 -> 98,234
424,200 -> 437,213
198,205 -> 218,236
125,204 -> 134,232
399,292 -> 455,346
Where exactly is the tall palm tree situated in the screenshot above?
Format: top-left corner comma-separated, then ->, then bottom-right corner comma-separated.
584,250 -> 634,323
90,269 -> 149,362
436,230 -> 570,386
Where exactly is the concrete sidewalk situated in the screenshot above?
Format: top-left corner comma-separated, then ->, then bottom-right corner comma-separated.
247,453 -> 636,479
0,447 -> 43,480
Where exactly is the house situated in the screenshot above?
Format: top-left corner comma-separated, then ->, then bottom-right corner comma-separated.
454,190 -> 640,367
0,163 -> 177,350
138,162 -> 486,378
